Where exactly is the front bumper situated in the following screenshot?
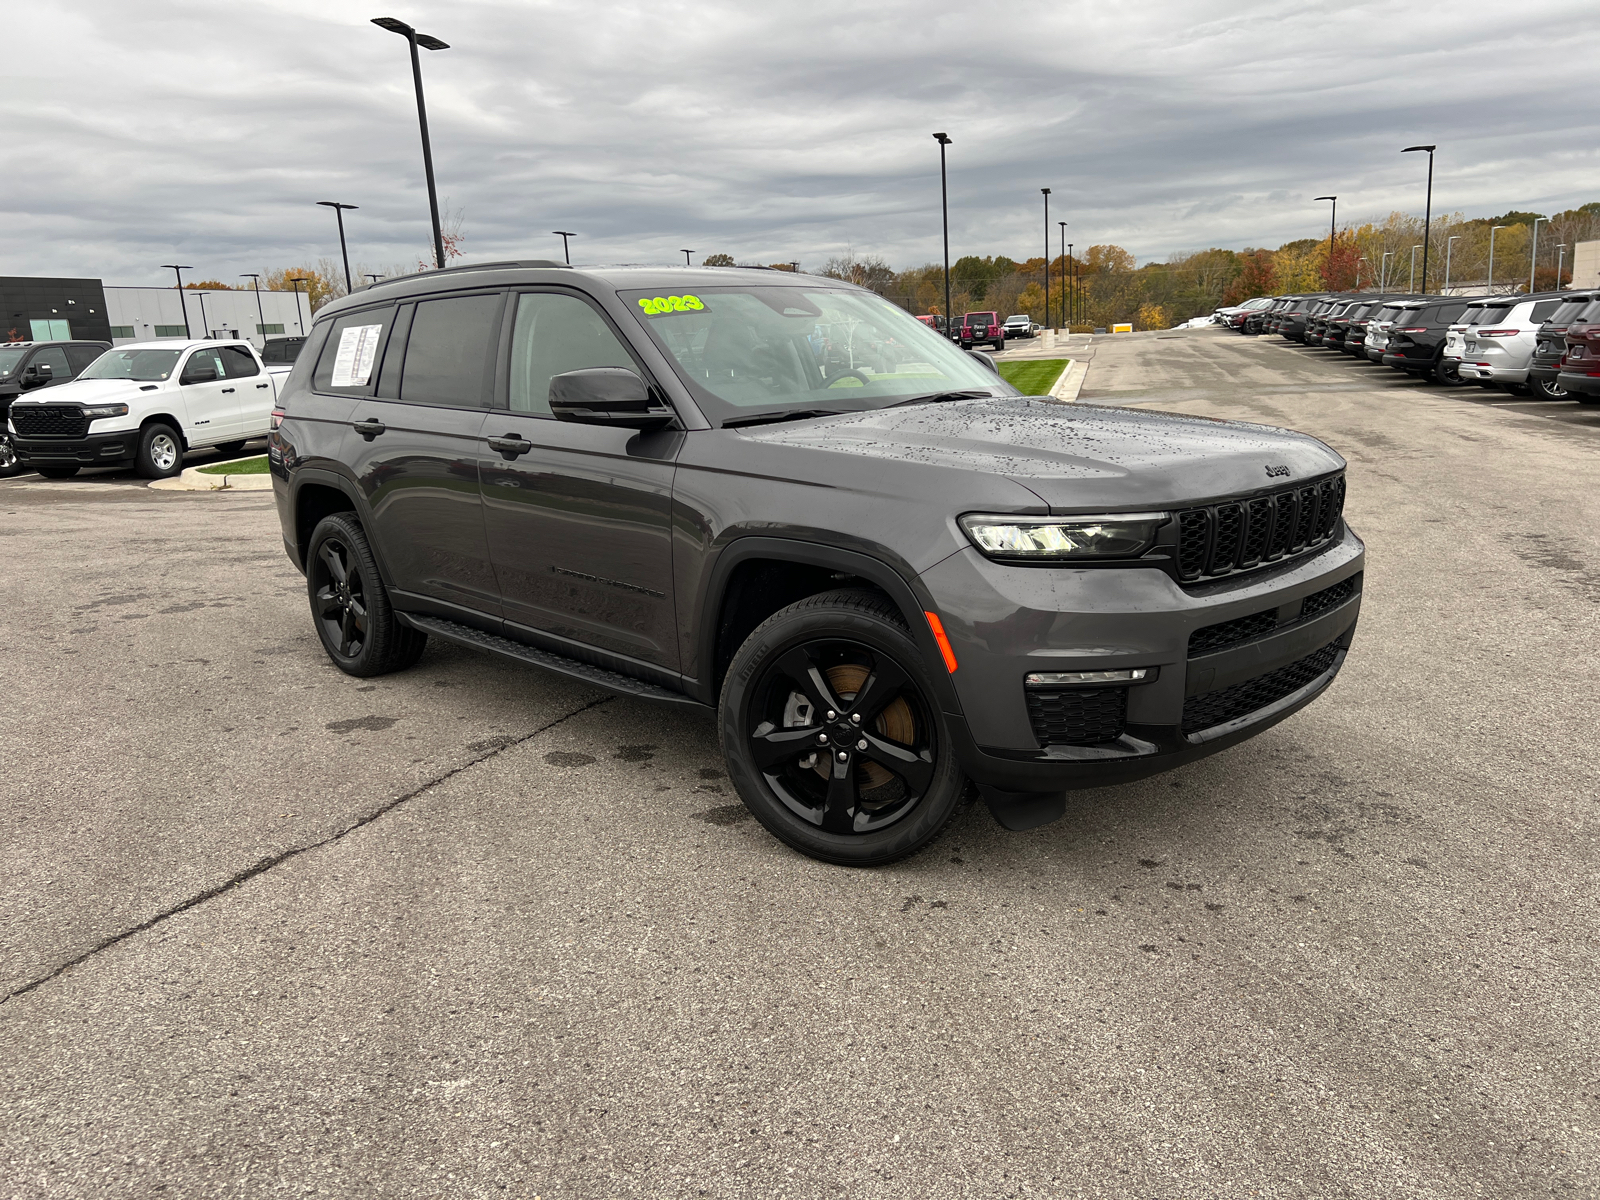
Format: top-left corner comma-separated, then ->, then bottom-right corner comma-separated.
13,425 -> 141,466
922,527 -> 1365,795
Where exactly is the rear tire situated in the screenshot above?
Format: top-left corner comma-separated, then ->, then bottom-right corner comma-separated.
1500,382 -> 1530,397
305,513 -> 427,677
136,423 -> 184,479
719,589 -> 965,867
1530,376 -> 1566,400
213,440 -> 249,457
35,465 -> 80,479
1433,359 -> 1464,386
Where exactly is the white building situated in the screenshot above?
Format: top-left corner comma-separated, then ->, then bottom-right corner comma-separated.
104,286 -> 310,349
1570,240 -> 1600,290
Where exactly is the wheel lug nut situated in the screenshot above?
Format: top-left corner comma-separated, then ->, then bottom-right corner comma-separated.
817,733 -> 829,745
825,710 -> 836,721
850,713 -> 861,724
836,751 -> 848,762
856,739 -> 868,751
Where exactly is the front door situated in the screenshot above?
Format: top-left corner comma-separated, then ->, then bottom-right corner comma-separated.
480,290 -> 679,670
176,347 -> 238,442
335,294 -> 503,619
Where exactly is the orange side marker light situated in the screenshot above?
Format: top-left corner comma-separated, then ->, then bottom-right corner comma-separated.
924,611 -> 958,674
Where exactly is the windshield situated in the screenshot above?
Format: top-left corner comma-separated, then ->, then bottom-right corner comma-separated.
79,348 -> 181,382
0,348 -> 28,377
621,285 -> 1007,424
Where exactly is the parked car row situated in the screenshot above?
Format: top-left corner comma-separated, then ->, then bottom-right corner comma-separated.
1216,290 -> 1600,404
2,337 -> 290,478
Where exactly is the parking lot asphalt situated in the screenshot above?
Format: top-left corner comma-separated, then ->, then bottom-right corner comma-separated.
3,331 -> 1597,1199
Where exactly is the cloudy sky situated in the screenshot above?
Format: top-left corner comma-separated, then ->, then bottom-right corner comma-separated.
4,0 -> 1598,287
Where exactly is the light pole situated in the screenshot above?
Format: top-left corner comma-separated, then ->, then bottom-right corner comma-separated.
1529,216 -> 1549,294
933,133 -> 952,334
1556,244 -> 1568,290
1402,145 -> 1435,292
1444,236 -> 1461,293
1488,225 -> 1508,292
1380,250 -> 1395,291
240,274 -> 266,346
680,249 -> 694,266
1357,257 -> 1367,289
372,17 -> 449,270
366,273 -> 383,286
288,277 -> 308,334
317,202 -> 359,293
1314,196 -> 1337,285
1409,244 -> 1422,292
1066,242 -> 1074,326
162,264 -> 193,338
1040,188 -> 1051,332
195,292 -> 211,339
1057,220 -> 1067,328
788,261 -> 800,274
553,231 -> 575,265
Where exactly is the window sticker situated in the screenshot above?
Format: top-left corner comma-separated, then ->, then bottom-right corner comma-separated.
637,295 -> 705,317
330,323 -> 384,387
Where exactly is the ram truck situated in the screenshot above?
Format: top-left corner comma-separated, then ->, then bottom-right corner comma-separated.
9,339 -> 289,478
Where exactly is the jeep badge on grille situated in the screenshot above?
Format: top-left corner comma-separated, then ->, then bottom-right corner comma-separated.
1265,464 -> 1290,477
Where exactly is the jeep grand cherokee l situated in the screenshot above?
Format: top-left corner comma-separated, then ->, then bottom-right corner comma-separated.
269,261 -> 1364,866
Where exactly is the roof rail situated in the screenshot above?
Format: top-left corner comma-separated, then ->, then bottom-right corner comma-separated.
353,258 -> 571,293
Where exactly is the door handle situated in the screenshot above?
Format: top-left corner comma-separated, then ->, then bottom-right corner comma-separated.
255,382 -> 270,389
221,387 -> 235,394
487,434 -> 533,460
352,419 -> 387,441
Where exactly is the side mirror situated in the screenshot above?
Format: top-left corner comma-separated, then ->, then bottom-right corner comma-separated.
549,368 -> 673,431
22,362 -> 53,387
966,349 -> 1000,376
181,365 -> 218,384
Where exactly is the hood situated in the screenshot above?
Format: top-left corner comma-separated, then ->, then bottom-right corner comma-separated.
9,377 -> 149,407
736,397 -> 1344,511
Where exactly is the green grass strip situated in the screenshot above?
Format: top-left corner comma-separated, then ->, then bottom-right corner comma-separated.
197,455 -> 269,475
996,359 -> 1069,396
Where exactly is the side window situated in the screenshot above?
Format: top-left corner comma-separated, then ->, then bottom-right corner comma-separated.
66,345 -> 102,374
399,294 -> 501,408
1529,300 -> 1561,323
30,347 -> 70,382
219,345 -> 260,378
184,347 -> 224,381
507,292 -> 639,415
314,307 -> 394,395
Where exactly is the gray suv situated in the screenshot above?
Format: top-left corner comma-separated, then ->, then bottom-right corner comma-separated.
268,262 -> 1364,866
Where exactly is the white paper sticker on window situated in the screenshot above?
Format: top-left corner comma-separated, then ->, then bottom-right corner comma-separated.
330,323 -> 384,387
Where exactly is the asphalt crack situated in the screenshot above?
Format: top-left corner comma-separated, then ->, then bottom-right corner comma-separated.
1,694 -> 614,1005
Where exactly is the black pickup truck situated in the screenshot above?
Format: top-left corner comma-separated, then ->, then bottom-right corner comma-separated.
269,263 -> 1364,866
0,339 -> 111,475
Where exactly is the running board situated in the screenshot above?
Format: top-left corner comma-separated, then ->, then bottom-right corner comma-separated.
400,614 -> 707,708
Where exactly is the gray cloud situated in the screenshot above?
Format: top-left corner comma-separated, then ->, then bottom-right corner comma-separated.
4,0 -> 1598,286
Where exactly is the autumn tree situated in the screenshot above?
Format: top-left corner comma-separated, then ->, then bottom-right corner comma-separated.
702,253 -> 736,266
184,280 -> 234,290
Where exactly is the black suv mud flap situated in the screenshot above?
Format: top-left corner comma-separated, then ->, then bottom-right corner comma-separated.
975,783 -> 1066,831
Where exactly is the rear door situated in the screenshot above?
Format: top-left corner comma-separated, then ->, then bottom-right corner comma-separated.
479,288 -> 680,669
217,345 -> 273,436
338,295 -> 503,619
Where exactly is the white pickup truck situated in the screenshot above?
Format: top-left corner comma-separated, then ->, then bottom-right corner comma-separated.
7,339 -> 291,479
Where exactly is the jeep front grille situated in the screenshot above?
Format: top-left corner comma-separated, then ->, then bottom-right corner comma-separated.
1176,474 -> 1345,582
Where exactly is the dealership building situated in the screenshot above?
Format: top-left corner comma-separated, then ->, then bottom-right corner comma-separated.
2,276 -> 309,349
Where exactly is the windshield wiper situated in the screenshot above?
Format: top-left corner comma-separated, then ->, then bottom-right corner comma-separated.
885,389 -> 995,408
721,408 -> 848,429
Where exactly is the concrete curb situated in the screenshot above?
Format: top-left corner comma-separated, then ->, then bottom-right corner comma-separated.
1049,358 -> 1089,403
149,456 -> 271,492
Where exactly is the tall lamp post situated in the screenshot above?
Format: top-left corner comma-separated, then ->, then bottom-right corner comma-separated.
1040,188 -> 1051,332
1488,225 -> 1508,292
317,202 -> 359,293
1401,145 -> 1436,292
1556,244 -> 1568,290
933,133 -> 952,335
194,293 -> 211,339
1057,220 -> 1067,329
366,273 -> 384,285
240,273 -> 266,346
1380,250 -> 1395,291
1356,257 -> 1367,289
1409,244 -> 1422,292
553,231 -> 575,265
288,277 -> 309,334
161,264 -> 194,338
1444,235 -> 1461,293
1529,216 -> 1549,294
1066,242 -> 1074,326
1314,196 -> 1337,285
680,249 -> 694,266
372,17 -> 450,270
788,261 -> 800,273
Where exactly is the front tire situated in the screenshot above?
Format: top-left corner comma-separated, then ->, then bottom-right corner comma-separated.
719,589 -> 965,867
0,438 -> 21,478
136,423 -> 184,479
305,513 -> 426,677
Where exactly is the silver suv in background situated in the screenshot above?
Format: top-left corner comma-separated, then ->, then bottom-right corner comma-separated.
1361,302 -> 1412,363
1442,294 -> 1567,395
1003,314 -> 1033,340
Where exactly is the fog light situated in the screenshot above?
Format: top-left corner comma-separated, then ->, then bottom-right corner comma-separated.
1025,668 -> 1152,686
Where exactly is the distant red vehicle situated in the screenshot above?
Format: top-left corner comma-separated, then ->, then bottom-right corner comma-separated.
916,313 -> 947,336
958,311 -> 1004,350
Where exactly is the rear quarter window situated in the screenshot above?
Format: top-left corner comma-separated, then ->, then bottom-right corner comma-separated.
313,306 -> 396,395
1529,300 -> 1562,323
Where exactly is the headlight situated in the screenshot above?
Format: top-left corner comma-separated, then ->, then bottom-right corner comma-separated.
960,513 -> 1168,559
82,404 -> 129,419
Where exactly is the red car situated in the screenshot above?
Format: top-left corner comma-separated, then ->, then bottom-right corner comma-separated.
958,311 -> 1004,350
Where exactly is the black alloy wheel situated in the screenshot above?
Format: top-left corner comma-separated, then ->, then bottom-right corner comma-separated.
1433,358 -> 1465,386
305,513 -> 426,677
720,589 -> 965,866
